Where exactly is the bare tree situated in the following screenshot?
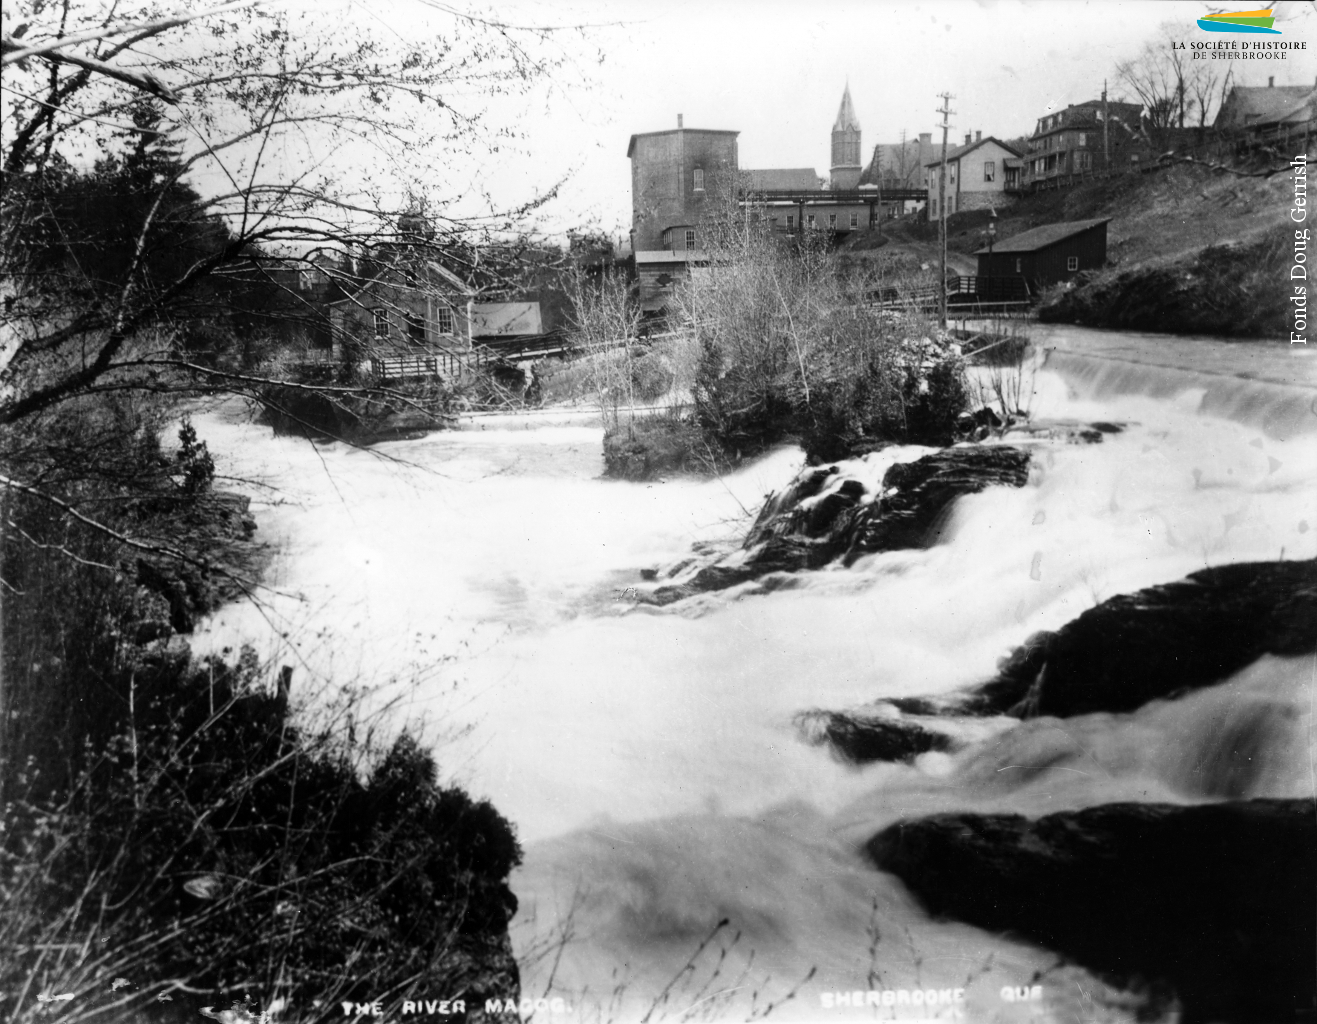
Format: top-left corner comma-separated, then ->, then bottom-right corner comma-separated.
1115,20 -> 1235,133
1,0 -> 585,428
1115,23 -> 1191,130
1190,62 -> 1233,130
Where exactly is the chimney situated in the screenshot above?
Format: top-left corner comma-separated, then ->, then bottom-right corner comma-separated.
1267,77 -> 1274,88
920,132 -> 932,145
678,113 -> 684,128
964,133 -> 971,146
976,130 -> 982,142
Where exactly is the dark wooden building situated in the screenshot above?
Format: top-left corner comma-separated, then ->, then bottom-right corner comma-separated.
975,217 -> 1110,290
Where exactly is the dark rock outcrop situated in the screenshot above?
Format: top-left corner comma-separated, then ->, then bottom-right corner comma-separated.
129,491 -> 267,637
1037,234 -> 1288,339
258,385 -> 454,443
639,445 -> 1031,605
818,559 -> 1317,764
841,445 -> 1031,562
965,558 -> 1317,718
794,709 -> 954,764
868,798 -> 1317,1023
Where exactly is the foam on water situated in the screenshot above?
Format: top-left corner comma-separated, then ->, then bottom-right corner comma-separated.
193,359 -> 1317,1021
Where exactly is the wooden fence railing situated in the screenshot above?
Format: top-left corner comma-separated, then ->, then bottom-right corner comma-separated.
371,346 -> 497,383
869,277 -> 1032,312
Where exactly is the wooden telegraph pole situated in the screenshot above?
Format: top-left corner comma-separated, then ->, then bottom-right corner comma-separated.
1102,79 -> 1110,173
936,91 -> 954,329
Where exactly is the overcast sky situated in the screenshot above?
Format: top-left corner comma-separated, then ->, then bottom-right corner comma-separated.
444,0 -> 1316,238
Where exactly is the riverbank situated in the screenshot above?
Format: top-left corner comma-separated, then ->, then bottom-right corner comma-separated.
1037,231 -> 1289,338
1,404 -> 527,1024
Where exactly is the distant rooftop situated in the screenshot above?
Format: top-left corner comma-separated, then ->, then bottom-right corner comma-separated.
744,168 -> 822,190
1220,84 -> 1313,124
925,136 -> 1023,167
626,127 -> 739,157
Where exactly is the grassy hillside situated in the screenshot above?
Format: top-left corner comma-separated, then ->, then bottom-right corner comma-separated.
867,163 -> 1289,265
849,162 -> 1294,337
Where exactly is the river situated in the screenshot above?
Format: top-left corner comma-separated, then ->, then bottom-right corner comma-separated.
194,326 -> 1316,1023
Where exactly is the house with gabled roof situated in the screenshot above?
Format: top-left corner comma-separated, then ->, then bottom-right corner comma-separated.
1215,79 -> 1313,130
327,253 -> 476,376
924,133 -> 1024,217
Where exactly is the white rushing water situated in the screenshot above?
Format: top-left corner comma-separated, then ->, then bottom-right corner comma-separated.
195,333 -> 1316,1023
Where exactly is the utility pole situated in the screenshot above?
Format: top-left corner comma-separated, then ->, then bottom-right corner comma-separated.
936,91 -> 954,329
1102,79 -> 1110,174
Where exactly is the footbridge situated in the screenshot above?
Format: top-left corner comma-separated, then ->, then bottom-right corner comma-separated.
738,185 -> 929,229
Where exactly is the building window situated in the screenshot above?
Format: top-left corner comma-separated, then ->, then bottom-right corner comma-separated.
693,167 -> 705,192
1078,132 -> 1087,147
1015,258 -> 1023,273
406,312 -> 427,343
787,215 -> 795,229
685,229 -> 696,248
435,304 -> 455,336
850,212 -> 858,228
298,270 -> 315,292
983,160 -> 995,182
1067,256 -> 1079,271
807,214 -> 816,227
372,307 -> 389,337
828,213 -> 837,228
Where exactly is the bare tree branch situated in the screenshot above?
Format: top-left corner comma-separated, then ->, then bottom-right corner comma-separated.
0,1 -> 269,66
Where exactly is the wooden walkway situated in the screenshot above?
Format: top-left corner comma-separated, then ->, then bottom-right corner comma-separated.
371,346 -> 497,383
869,276 -> 1034,316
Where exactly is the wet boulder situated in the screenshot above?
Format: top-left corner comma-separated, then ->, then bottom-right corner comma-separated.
841,445 -> 1032,562
868,798 -> 1317,1024
812,559 -> 1317,765
964,558 -> 1317,718
639,445 -> 1031,606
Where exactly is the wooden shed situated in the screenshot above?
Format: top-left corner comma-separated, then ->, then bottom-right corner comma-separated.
975,217 -> 1110,290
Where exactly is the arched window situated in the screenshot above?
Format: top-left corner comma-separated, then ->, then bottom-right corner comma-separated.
693,167 -> 705,192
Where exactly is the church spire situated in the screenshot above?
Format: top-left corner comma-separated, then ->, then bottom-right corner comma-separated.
833,83 -> 860,132
830,83 -> 862,188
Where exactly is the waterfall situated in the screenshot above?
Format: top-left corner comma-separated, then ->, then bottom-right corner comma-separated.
193,333 -> 1317,1022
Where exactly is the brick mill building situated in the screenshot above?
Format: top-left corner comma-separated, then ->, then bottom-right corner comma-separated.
629,86 -> 925,309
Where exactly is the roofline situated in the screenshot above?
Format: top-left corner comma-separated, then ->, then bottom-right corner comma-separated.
330,262 -> 474,303
627,128 -> 740,157
924,137 -> 1024,167
971,217 -> 1112,255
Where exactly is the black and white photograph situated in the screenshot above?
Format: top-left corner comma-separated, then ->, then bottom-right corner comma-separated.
2,1 -> 1315,1022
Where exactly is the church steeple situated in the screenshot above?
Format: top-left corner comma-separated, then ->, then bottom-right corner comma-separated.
830,84 -> 862,188
833,83 -> 860,133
